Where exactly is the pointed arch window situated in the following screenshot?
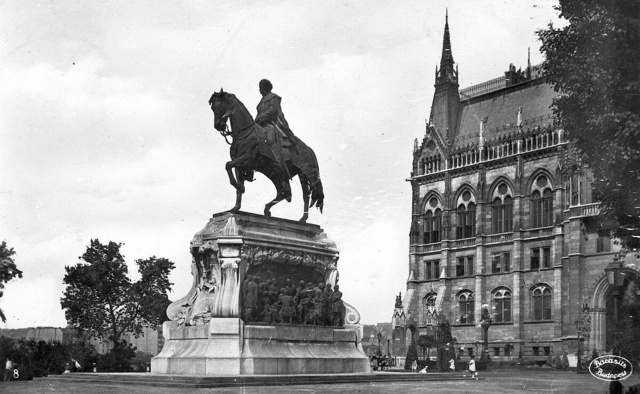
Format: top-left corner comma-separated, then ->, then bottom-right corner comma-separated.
456,203 -> 476,239
458,291 -> 475,324
424,209 -> 442,244
493,288 -> 512,323
492,196 -> 513,234
532,285 -> 552,320
491,183 -> 513,234
531,189 -> 553,228
456,190 -> 476,239
531,176 -> 554,228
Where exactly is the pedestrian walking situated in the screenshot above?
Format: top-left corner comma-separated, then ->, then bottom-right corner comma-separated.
449,358 -> 455,373
469,355 -> 477,379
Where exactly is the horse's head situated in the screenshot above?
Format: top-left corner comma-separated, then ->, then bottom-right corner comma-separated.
208,89 -> 235,133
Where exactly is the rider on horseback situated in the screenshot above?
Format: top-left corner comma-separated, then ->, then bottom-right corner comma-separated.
255,79 -> 297,168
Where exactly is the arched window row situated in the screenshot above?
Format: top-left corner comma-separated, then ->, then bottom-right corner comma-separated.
448,285 -> 552,326
421,177 -> 556,211
419,175 -> 557,242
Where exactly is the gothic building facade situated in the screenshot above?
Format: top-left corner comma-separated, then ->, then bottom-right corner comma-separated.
397,16 -> 640,361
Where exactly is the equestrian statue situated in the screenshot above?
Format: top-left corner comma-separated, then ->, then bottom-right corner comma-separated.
208,87 -> 324,223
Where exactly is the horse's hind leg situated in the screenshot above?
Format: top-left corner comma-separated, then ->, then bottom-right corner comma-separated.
263,172 -> 291,217
299,175 -> 310,223
264,191 -> 284,217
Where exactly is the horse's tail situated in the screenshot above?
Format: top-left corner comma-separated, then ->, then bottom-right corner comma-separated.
310,178 -> 324,213
296,140 -> 323,213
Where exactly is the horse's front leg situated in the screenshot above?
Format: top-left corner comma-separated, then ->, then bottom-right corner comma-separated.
225,159 -> 245,193
299,176 -> 310,223
231,169 -> 246,212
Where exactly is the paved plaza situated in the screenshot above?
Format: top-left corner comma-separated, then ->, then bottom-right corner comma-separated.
1,369 -> 639,394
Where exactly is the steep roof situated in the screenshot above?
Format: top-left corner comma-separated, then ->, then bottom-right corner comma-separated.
454,79 -> 557,146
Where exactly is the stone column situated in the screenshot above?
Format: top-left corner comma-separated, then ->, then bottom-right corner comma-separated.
553,224 -> 564,338
589,309 -> 606,353
215,243 -> 241,318
512,231 -> 524,341
475,233 -> 485,326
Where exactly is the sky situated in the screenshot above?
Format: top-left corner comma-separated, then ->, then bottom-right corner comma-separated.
0,0 -> 564,328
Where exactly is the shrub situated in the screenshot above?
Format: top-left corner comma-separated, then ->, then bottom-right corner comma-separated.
96,341 -> 136,372
404,343 -> 419,370
561,354 -> 569,369
0,337 -> 96,378
130,351 -> 153,372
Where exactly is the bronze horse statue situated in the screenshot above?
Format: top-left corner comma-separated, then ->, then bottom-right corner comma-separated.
209,90 -> 324,222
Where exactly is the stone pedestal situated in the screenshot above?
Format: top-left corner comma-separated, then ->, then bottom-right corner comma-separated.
151,211 -> 368,375
152,318 -> 243,375
151,319 -> 369,375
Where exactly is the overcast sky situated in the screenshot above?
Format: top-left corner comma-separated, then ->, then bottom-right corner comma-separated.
0,0 -> 563,328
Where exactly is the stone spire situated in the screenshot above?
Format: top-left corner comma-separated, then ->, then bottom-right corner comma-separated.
429,11 -> 460,144
436,9 -> 457,86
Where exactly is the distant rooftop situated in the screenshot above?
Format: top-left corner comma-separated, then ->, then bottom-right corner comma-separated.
459,64 -> 544,100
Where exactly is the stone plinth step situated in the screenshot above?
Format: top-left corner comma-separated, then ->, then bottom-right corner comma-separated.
41,372 -> 468,388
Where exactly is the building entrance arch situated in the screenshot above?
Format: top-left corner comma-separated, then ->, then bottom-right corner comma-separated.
589,267 -> 640,354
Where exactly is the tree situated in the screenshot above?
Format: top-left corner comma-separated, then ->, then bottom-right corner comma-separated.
538,0 -> 640,250
60,239 -> 175,350
404,339 -> 420,370
436,319 -> 454,347
617,297 -> 640,364
0,240 -> 23,322
417,334 -> 437,360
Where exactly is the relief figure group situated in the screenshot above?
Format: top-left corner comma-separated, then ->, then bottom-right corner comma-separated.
241,275 -> 345,326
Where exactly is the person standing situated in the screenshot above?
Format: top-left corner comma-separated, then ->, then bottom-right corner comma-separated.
313,283 -> 326,325
469,355 -> 477,379
323,283 -> 333,325
330,285 -> 344,326
243,276 -> 259,322
449,358 -> 456,373
4,358 -> 12,381
278,288 -> 296,324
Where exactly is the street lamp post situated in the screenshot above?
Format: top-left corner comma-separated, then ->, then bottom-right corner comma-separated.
605,255 -> 625,355
377,332 -> 382,357
480,304 -> 493,357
